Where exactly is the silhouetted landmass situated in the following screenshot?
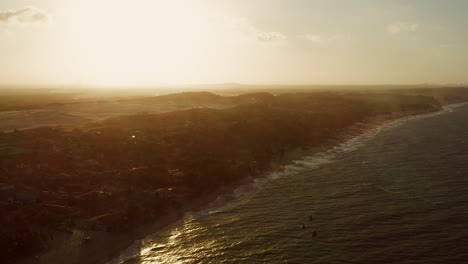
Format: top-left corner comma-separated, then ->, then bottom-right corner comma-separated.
0,91 -> 277,131
0,88 -> 467,263
389,87 -> 468,105
0,93 -> 82,112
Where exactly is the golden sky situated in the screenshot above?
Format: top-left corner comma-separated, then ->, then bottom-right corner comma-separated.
1,0 -> 467,86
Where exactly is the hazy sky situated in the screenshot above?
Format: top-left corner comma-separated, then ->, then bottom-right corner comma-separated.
1,0 -> 467,86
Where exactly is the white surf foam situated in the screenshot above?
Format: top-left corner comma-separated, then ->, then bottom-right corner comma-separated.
191,104 -> 466,219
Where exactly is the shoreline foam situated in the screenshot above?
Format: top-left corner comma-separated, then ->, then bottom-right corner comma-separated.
23,103 -> 467,264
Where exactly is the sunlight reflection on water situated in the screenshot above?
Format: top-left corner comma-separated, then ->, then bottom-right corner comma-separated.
108,103 -> 468,264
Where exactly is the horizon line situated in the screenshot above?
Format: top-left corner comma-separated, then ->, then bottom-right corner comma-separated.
1,83 -> 467,89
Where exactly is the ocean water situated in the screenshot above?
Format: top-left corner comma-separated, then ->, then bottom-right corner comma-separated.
109,104 -> 468,264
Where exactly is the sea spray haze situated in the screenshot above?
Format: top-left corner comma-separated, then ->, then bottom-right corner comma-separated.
2,0 -> 468,263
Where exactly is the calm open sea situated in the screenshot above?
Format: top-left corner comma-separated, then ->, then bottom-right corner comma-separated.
110,103 -> 468,264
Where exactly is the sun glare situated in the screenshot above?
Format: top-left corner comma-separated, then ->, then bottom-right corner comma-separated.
62,0 -> 215,85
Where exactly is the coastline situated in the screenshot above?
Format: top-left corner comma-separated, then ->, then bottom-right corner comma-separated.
22,105 -> 454,264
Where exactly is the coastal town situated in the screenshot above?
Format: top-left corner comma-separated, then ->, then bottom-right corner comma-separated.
1,88 -> 468,263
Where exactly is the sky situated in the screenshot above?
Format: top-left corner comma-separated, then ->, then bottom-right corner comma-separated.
0,0 -> 467,86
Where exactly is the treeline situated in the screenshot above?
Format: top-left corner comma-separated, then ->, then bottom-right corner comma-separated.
95,92 -> 441,190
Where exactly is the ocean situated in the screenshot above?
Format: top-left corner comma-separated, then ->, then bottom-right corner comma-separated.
109,103 -> 468,264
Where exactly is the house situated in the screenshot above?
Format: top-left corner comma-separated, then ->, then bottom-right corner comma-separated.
154,188 -> 176,199
87,213 -> 124,231
154,187 -> 192,200
7,189 -> 42,205
168,169 -> 184,184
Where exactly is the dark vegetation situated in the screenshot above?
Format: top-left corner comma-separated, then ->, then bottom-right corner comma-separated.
1,88 -> 467,263
0,93 -> 81,111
